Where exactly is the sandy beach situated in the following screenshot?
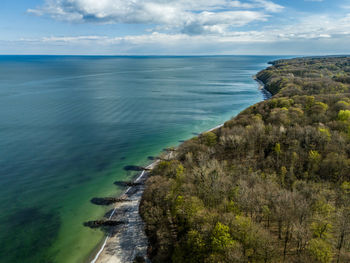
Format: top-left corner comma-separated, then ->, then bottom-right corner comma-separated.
91,161 -> 159,263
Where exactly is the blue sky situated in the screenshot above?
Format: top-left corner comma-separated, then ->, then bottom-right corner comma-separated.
1,0 -> 350,55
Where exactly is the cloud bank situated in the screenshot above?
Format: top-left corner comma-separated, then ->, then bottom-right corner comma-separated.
28,0 -> 283,35
3,0 -> 346,55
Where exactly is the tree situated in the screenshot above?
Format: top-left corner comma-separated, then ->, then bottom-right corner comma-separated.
211,222 -> 236,251
338,110 -> 350,121
308,150 -> 321,179
307,238 -> 333,263
202,132 -> 217,147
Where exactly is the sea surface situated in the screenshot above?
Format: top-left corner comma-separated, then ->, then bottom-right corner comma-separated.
0,55 -> 280,263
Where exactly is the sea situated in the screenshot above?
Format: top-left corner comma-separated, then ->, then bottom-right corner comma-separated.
0,55 -> 281,263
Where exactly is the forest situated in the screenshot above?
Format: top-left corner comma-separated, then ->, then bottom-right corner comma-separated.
140,57 -> 350,263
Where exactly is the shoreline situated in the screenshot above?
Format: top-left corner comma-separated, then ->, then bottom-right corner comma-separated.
89,122 -> 224,263
90,161 -> 159,263
88,75 -> 267,263
135,57 -> 350,262
253,75 -> 272,100
88,121 -> 225,263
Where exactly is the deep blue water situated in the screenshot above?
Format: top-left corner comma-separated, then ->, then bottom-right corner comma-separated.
0,56 -> 279,263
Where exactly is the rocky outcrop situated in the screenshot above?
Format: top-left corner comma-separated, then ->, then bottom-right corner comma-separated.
91,197 -> 132,206
123,165 -> 151,172
114,181 -> 143,187
83,220 -> 127,229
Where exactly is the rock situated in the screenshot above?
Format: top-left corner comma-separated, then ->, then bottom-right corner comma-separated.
83,220 -> 127,229
91,197 -> 131,206
133,255 -> 146,263
123,165 -> 145,171
114,181 -> 143,187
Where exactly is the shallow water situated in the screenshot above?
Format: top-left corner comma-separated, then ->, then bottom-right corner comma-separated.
0,55 -> 280,263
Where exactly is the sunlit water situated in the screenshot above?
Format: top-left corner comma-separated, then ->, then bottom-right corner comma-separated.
0,56 -> 279,263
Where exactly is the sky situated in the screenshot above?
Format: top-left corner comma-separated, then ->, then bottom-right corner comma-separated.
1,0 -> 350,55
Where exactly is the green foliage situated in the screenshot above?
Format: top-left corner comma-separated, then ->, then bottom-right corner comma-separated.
309,150 -> 321,163
311,221 -> 333,240
306,96 -> 315,108
289,106 -> 304,117
319,128 -> 331,140
307,238 -> 333,263
274,143 -> 281,155
315,101 -> 329,111
188,230 -> 205,249
176,164 -> 184,177
341,181 -> 350,194
227,200 -> 241,215
211,222 -> 236,252
311,201 -> 335,240
153,160 -> 184,178
173,195 -> 204,222
202,132 -> 217,147
337,100 -> 350,107
338,110 -> 350,121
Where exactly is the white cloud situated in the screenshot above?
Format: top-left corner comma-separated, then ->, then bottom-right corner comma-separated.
18,1 -> 350,55
35,12 -> 350,43
270,14 -> 350,41
28,0 -> 282,35
253,0 -> 284,12
17,12 -> 350,55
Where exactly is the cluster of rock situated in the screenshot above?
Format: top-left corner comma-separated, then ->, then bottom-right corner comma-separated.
114,181 -> 143,187
83,220 -> 127,229
84,175 -> 146,230
90,197 -> 131,206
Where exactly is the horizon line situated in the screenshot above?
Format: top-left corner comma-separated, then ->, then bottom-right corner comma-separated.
1,54 -> 349,57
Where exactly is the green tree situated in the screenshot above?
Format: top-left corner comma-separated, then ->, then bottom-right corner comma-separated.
311,201 -> 335,240
202,132 -> 217,147
280,166 -> 287,187
307,238 -> 333,263
274,143 -> 281,154
338,110 -> 350,121
211,222 -> 236,252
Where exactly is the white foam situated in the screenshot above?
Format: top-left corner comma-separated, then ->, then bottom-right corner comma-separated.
91,236 -> 109,263
135,171 -> 145,183
205,124 -> 224,133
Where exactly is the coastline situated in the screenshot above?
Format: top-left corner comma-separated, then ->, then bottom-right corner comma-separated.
88,75 -> 268,263
253,75 -> 272,100
135,57 -> 350,262
0,56 -> 276,263
88,121 -> 227,263
90,161 -> 159,263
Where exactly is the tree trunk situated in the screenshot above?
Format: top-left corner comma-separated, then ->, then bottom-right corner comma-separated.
336,232 -> 345,263
283,227 -> 290,262
278,220 -> 282,240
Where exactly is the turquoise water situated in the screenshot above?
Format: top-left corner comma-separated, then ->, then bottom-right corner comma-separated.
0,56 -> 278,263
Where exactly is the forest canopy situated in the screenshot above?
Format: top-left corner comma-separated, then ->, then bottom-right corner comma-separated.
140,57 -> 350,263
